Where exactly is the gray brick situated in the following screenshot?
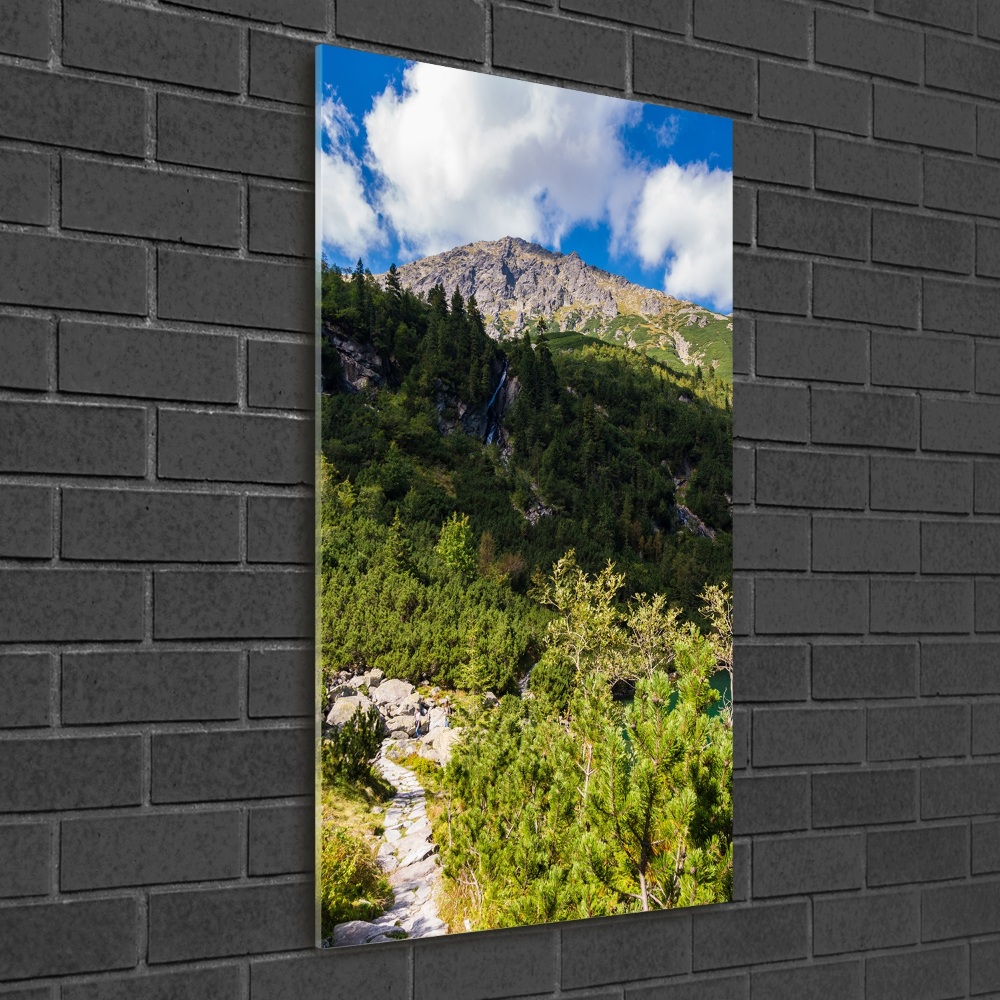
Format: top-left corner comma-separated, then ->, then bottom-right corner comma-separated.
0,824 -> 50,896
634,34 -> 755,115
922,641 -> 1000,695
250,32 -> 313,106
0,736 -> 140,812
978,461 -> 1000,513
692,901 -> 808,970
0,653 -> 53,728
0,232 -> 146,315
756,577 -> 867,634
0,0 -> 50,59
754,833 -> 862,896
923,397 -> 1000,454
164,0 -> 324,28
733,186 -> 752,247
152,728 -> 312,803
413,926 -> 558,1000
868,825 -> 969,886
339,0 -> 483,61
249,340 -> 314,411
250,950 -> 409,1000
927,34 -> 1000,99
974,702 -> 1000,754
814,890 -> 919,955
249,804 -> 312,875
0,485 -> 51,558
63,967 -> 241,1000
813,768 -> 918,827
733,445 -> 752,503
924,522 -> 1000,574
758,192 -> 868,261
562,0 -> 687,33
149,882 -> 313,962
972,938 -> 1000,996
757,448 -> 868,509
60,321 -> 238,403
0,315 -> 51,391
0,64 -> 145,155
754,707 -> 864,765
760,62 -> 869,135
734,643 -> 809,701
733,122 -> 811,187
816,8 -> 922,82
873,210 -> 974,274
158,94 -> 310,181
752,962 -> 862,1000
0,569 -> 143,642
813,516 -> 918,573
875,83 -> 975,153
979,225 -> 1000,277
733,706 -> 749,770
158,410 -> 312,484
756,320 -> 867,384
732,383 -> 808,443
866,945 -> 967,1000
978,579 -> 1000,631
0,400 -> 144,476
872,330 -> 973,391
817,136 -> 921,204
869,704 -> 969,760
733,773 -> 810,834
925,277 -> 1000,337
732,317 -> 751,375
922,761 -> 1000,818
983,1 -> 1000,40
694,0 -> 808,58
923,881 -> 1000,941
154,569 -> 312,639
63,157 -> 241,248
248,185 -> 312,258
925,155 -> 1000,218
812,388 -> 917,449
62,488 -> 239,563
494,7 -> 624,90
628,976 -> 748,1000
875,0 -> 974,31
248,496 -> 313,565
871,456 -> 971,513
159,249 -> 313,332
813,642 -> 918,699
0,147 -> 49,225
872,579 -> 973,634
973,819 -> 1000,874
0,898 -> 138,979
248,647 -> 312,717
62,650 -> 240,724
62,811 -> 240,891
974,106 -> 1000,158
562,910 -> 690,988
734,253 -> 809,315
814,263 -> 919,328
64,0 -> 240,92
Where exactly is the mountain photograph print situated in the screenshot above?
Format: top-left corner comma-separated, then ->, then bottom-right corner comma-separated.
315,43 -> 734,948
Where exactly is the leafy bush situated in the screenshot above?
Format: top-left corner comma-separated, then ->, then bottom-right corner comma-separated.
321,705 -> 384,785
319,826 -> 393,935
529,649 -> 576,713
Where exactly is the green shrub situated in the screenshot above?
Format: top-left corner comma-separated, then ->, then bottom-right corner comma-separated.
322,705 -> 384,785
529,649 -> 576,713
319,826 -> 393,935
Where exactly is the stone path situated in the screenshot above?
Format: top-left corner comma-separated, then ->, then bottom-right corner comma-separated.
331,746 -> 448,947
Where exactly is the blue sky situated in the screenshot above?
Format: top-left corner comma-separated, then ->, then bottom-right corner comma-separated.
316,44 -> 733,313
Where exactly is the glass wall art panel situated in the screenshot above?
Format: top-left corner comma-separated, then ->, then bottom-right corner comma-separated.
316,42 -> 734,948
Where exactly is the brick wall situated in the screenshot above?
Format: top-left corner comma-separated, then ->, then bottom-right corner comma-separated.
1,1 -> 998,997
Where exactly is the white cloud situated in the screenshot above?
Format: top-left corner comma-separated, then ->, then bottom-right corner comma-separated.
362,62 -> 641,257
634,161 -> 733,313
318,96 -> 384,260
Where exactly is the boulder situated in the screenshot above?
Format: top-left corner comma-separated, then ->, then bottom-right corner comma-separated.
483,691 -> 500,708
333,920 -> 377,947
432,727 -> 464,765
386,714 -> 417,738
426,707 -> 449,732
371,679 -> 415,708
367,668 -> 384,687
328,684 -> 355,700
326,693 -> 373,728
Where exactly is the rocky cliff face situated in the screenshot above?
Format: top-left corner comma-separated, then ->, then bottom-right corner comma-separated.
379,236 -> 727,339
